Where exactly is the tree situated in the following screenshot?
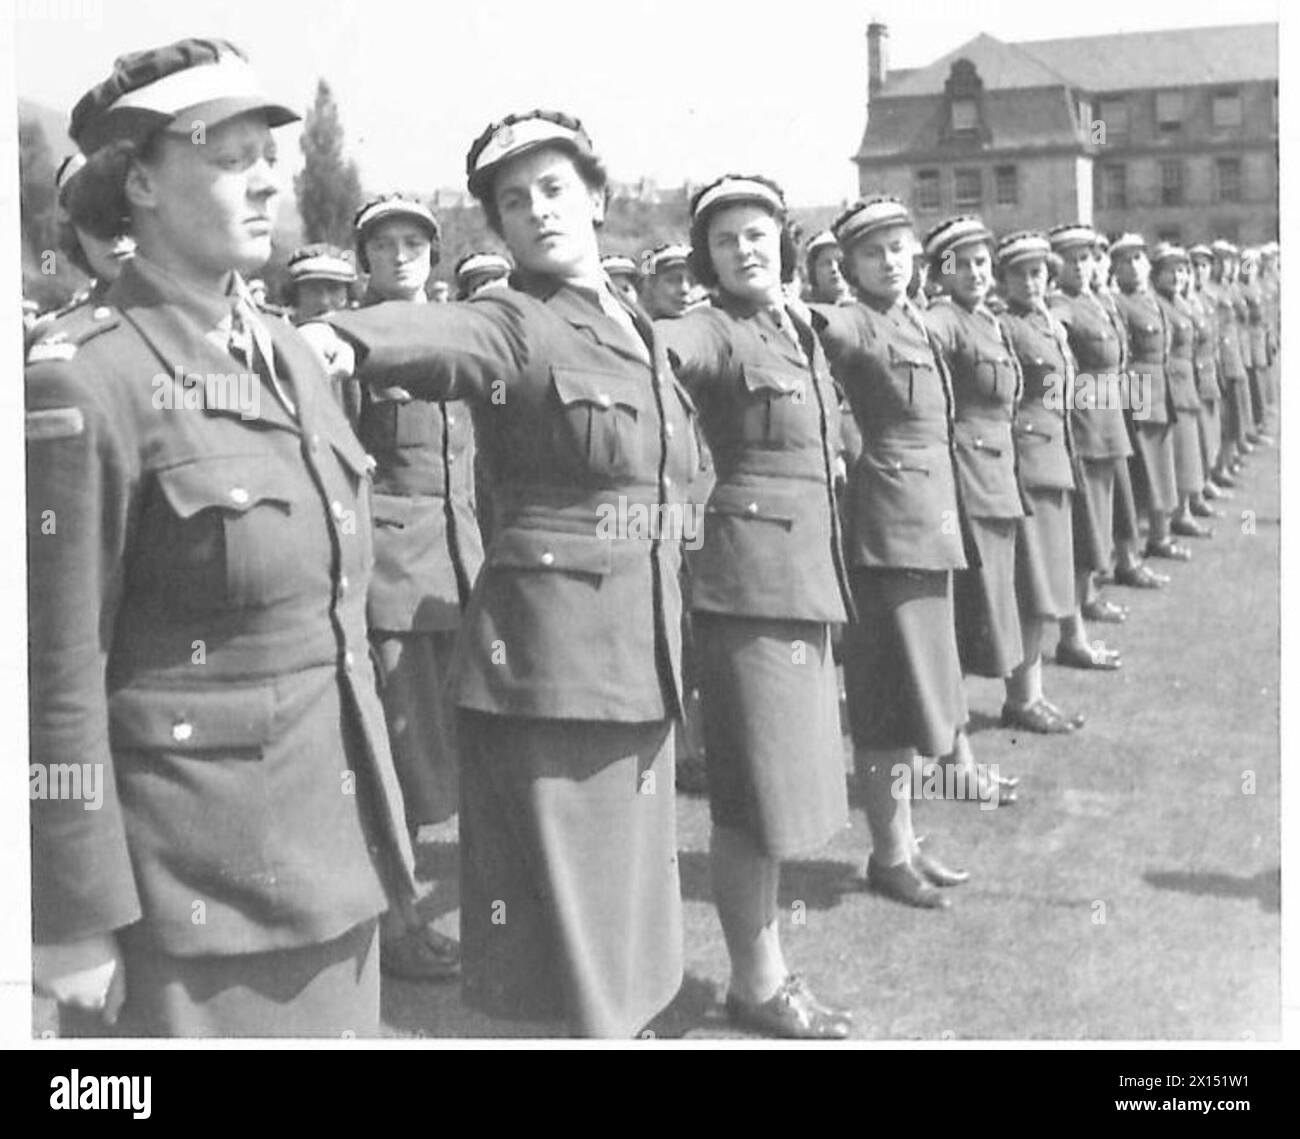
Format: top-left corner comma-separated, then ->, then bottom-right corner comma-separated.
19,117 -> 57,261
294,79 -> 364,247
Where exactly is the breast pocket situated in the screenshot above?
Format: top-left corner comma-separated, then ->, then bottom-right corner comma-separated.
154,455 -> 298,610
887,343 -> 935,405
738,362 -> 807,444
972,350 -> 1013,399
550,366 -> 648,482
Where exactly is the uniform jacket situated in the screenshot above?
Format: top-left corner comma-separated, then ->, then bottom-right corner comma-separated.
1047,288 -> 1133,460
1241,282 -> 1269,371
326,271 -> 705,723
1187,290 -> 1222,403
1154,292 -> 1203,412
656,294 -> 852,623
999,300 -> 1079,491
354,292 -> 485,633
923,295 -> 1026,520
1114,287 -> 1176,424
1230,282 -> 1254,370
810,296 -> 972,572
26,257 -> 416,956
1204,280 -> 1247,384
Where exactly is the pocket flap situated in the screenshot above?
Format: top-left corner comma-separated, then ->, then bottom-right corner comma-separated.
705,483 -> 796,526
739,363 -> 804,397
887,344 -> 934,369
552,367 -> 647,413
155,456 -> 293,519
490,527 -> 613,576
372,492 -> 414,528
109,684 -> 275,754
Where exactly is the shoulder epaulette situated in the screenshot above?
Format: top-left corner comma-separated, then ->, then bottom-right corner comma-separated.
26,302 -> 121,365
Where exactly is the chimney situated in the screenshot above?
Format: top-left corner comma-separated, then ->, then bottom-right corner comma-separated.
867,21 -> 889,98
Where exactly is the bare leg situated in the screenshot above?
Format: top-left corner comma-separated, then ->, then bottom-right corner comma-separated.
711,824 -> 787,1004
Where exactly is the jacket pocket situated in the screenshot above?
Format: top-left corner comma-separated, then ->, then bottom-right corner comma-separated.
489,527 -> 613,577
109,683 -> 276,758
738,362 -> 807,442
972,350 -> 1012,398
887,343 -> 935,405
551,366 -> 647,482
372,492 -> 413,529
705,483 -> 796,529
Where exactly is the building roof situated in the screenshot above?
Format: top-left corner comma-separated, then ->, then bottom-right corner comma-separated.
879,22 -> 1276,98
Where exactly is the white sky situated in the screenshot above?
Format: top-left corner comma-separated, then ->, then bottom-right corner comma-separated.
9,0 -> 1283,206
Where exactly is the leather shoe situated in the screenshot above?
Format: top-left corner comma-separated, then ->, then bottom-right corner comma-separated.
1082,598 -> 1127,623
1113,563 -> 1164,589
381,925 -> 461,982
725,974 -> 852,1039
1039,698 -> 1085,729
1145,538 -> 1191,561
1056,641 -> 1122,670
1211,472 -> 1238,490
1001,700 -> 1076,734
913,849 -> 972,886
1171,517 -> 1213,538
865,857 -> 951,909
1189,498 -> 1221,518
945,762 -> 1018,806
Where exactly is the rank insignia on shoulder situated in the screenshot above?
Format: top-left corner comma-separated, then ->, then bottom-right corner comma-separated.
27,333 -> 78,363
26,407 -> 86,440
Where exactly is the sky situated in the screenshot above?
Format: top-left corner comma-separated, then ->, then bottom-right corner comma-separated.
9,0 -> 1283,206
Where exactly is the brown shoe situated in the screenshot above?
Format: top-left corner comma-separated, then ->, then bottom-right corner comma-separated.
865,857 -> 951,909
1001,700 -> 1076,734
725,974 -> 852,1039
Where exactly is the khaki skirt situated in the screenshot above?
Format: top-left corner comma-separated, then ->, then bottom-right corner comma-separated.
1131,422 -> 1178,514
842,568 -> 968,757
457,712 -> 682,1039
1016,487 -> 1075,620
694,613 -> 848,858
1171,410 -> 1205,497
1074,458 -> 1116,571
954,516 -> 1023,679
1197,400 -> 1222,476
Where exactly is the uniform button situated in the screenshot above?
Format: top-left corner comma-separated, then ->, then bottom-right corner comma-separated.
229,486 -> 250,505
343,650 -> 356,670
597,393 -> 613,408
339,575 -> 350,594
331,500 -> 345,519
447,454 -> 456,465
446,415 -> 455,426
310,433 -> 321,452
745,502 -> 759,515
92,306 -> 111,320
665,423 -> 676,439
171,721 -> 193,743
540,551 -> 555,567
663,475 -> 673,489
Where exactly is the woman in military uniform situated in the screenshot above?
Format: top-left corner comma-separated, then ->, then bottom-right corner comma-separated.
804,230 -> 851,306
286,243 -> 356,323
640,242 -> 696,319
1186,245 -> 1227,513
808,197 -> 974,910
454,251 -> 512,300
654,175 -> 851,1038
997,232 -> 1108,729
302,110 -> 703,1038
1238,249 -> 1272,444
28,38 -> 415,1037
1209,242 -> 1252,479
348,193 -> 485,983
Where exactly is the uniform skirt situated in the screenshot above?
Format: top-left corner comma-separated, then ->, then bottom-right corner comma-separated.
60,919 -> 380,1038
373,630 -> 460,828
1072,458 -> 1112,572
457,711 -> 682,1038
842,568 -> 968,757
1016,487 -> 1075,620
1233,379 -> 1254,448
1112,456 -> 1142,547
1171,410 -> 1205,496
693,613 -> 848,858
1131,422 -> 1178,514
954,516 -> 1023,679
1197,399 -> 1222,476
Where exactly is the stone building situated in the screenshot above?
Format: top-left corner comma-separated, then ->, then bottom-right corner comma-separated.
853,22 -> 1278,244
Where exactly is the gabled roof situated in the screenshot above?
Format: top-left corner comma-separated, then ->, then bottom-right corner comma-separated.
1018,23 -> 1277,91
877,23 -> 1277,99
881,33 -> 1075,98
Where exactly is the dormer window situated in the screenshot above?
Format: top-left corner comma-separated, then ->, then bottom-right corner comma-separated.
951,98 -> 978,132
943,59 -> 984,139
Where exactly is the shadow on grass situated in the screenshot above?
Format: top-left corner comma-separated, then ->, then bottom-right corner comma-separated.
678,849 -> 861,911
1144,866 -> 1280,913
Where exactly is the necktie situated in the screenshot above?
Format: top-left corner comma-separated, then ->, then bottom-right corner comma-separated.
230,293 -> 297,417
598,287 -> 652,364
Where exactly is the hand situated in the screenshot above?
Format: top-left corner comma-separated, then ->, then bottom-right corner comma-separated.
34,933 -> 126,1026
298,321 -> 356,380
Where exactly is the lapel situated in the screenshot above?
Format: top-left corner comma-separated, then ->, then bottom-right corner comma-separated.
540,281 -> 654,370
110,265 -> 301,435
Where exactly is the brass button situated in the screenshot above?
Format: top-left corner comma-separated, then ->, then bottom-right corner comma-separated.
331,500 -> 345,519
540,551 -> 555,567
665,423 -> 676,439
744,502 -> 759,516
171,721 -> 193,743
93,306 -> 111,320
446,414 -> 455,427
229,487 -> 250,505
663,475 -> 673,489
597,393 -> 613,408
339,575 -> 349,594
343,650 -> 356,670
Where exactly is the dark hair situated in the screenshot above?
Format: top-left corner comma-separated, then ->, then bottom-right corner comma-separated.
805,242 -> 840,287
688,176 -> 797,290
476,146 -> 609,235
62,136 -> 159,241
55,213 -> 94,277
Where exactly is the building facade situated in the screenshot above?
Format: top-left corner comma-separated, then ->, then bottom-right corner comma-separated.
854,22 -> 1278,244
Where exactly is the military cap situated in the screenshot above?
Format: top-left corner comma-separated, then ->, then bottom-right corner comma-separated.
690,175 -> 788,225
455,251 -> 512,287
288,243 -> 356,285
1210,239 -> 1239,259
1239,247 -> 1260,266
600,254 -> 640,281
1188,243 -> 1214,262
54,152 -> 87,202
922,215 -> 993,261
805,230 -> 839,257
641,242 -> 692,276
1094,233 -> 1112,253
1260,242 -> 1280,258
1150,242 -> 1189,268
832,195 -> 913,249
1047,222 -> 1097,252
995,230 -> 1052,267
466,109 -> 597,199
69,38 -> 298,154
1109,233 -> 1148,258
353,193 -> 440,246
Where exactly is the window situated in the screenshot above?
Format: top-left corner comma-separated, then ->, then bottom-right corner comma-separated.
1099,97 -> 1128,137
951,98 -> 978,132
1077,99 -> 1093,128
1212,90 -> 1243,128
1156,91 -> 1184,132
954,168 -> 982,208
995,165 -> 1018,206
1101,164 -> 1127,210
1160,159 -> 1184,206
915,169 -> 941,212
1217,157 -> 1242,203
